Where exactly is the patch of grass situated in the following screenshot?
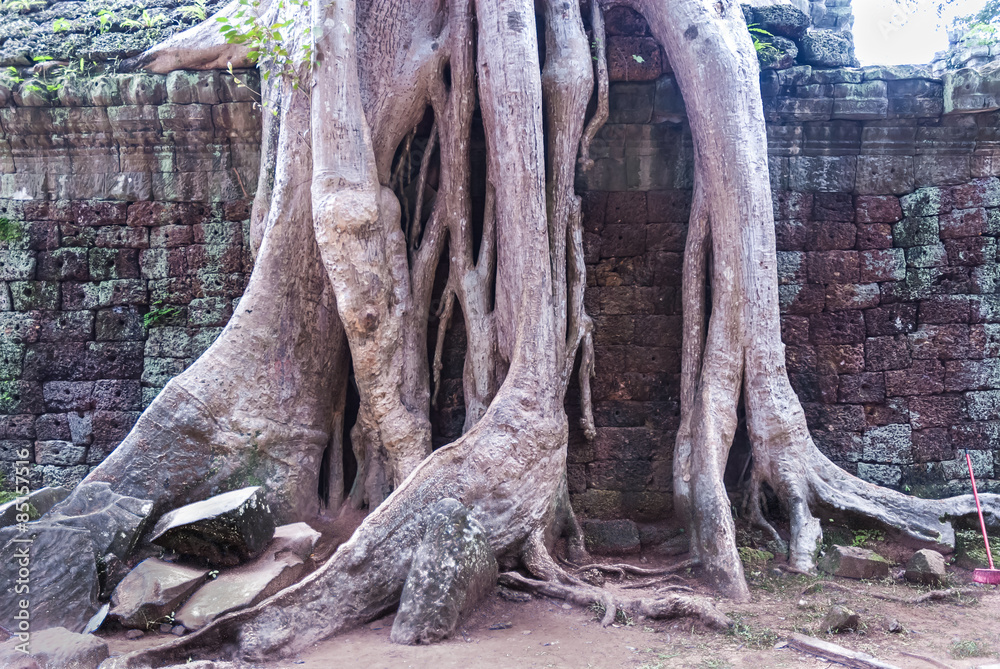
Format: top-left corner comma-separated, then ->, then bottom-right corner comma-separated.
951,639 -> 992,659
636,650 -> 679,669
728,615 -> 779,650
851,529 -> 885,548
738,547 -> 774,570
588,600 -> 633,626
0,217 -> 23,243
956,528 -> 1000,569
143,300 -> 181,327
700,659 -> 732,669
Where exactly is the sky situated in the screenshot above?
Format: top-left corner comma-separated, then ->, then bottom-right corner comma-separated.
853,0 -> 988,65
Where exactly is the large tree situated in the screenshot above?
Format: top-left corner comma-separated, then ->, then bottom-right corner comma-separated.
40,0 -> 996,664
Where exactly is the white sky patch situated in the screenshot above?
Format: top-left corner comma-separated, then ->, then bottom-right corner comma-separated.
853,0 -> 989,65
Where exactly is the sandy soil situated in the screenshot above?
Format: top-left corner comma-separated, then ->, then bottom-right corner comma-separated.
102,557 -> 1000,669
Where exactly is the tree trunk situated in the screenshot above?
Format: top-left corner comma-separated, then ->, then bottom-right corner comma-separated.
34,0 -> 1000,664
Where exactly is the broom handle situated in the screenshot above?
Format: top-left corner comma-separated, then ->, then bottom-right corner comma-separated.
966,451 -> 995,571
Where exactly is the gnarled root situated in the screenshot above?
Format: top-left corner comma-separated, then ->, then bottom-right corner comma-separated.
498,571 -> 731,631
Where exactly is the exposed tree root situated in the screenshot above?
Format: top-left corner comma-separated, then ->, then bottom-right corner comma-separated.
570,559 -> 698,579
801,581 -> 982,605
498,571 -> 732,630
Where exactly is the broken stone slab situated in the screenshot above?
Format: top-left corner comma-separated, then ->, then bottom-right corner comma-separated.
0,626 -> 108,669
581,519 -> 641,555
151,487 -> 275,567
0,487 -> 70,529
818,545 -> 891,580
46,482 -> 154,567
109,558 -> 209,629
390,499 -> 498,645
175,522 -> 320,631
651,531 -> 690,557
821,604 -> 859,633
904,548 -> 947,586
798,30 -> 856,69
0,523 -> 100,634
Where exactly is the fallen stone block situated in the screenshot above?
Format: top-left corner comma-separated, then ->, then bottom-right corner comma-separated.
110,558 -> 209,629
151,487 -> 275,567
818,545 -> 891,580
821,604 -> 859,633
176,522 -> 320,630
0,626 -> 108,669
582,519 -> 641,555
390,499 -> 498,645
0,523 -> 100,634
46,482 -> 154,567
904,548 -> 947,585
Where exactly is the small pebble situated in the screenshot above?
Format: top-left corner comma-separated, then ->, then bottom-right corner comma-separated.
561,604 -> 572,610
170,625 -> 186,637
124,629 -> 144,640
159,624 -> 173,634
488,622 -> 512,630
522,630 -> 532,635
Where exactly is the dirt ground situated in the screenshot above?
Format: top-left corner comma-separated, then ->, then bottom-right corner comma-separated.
102,552 -> 1000,669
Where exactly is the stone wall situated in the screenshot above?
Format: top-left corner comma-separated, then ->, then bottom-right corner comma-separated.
2,13 -> 1000,521
0,70 -> 259,490
568,13 -> 1000,520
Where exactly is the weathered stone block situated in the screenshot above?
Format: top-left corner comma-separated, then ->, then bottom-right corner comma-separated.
0,523 -> 99,634
919,295 -> 970,324
603,5 -> 648,35
858,462 -> 903,486
798,31 -> 856,68
865,336 -> 910,372
777,251 -> 806,284
819,545 -> 891,579
779,284 -> 826,314
810,311 -> 866,345
856,224 -> 893,250
93,410 -> 140,442
73,201 -> 127,227
9,281 -> 59,310
110,558 -> 208,629
860,249 -> 905,282
808,250 -> 859,283
910,395 -> 966,429
84,341 -> 144,380
782,316 -> 811,345
89,247 -> 140,280
35,440 -> 86,466
886,359 -> 945,396
95,306 -> 145,341
970,323 -> 1000,358
607,36 -> 663,82
805,220 -> 855,251
0,250 -> 36,281
389,500 -> 497,646
904,549 -> 946,585
151,486 -> 275,567
839,372 -> 886,403
92,379 -> 142,410
39,310 -> 94,343
908,324 -> 969,360
175,522 -> 320,631
892,216 -> 939,248
825,283 -> 880,310
855,156 -> 913,194
939,207 -> 987,238
967,390 -> 1000,422
789,156 -> 856,192
944,358 -> 1000,392
166,71 -> 221,105
36,248 -> 89,281
905,244 -> 947,268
